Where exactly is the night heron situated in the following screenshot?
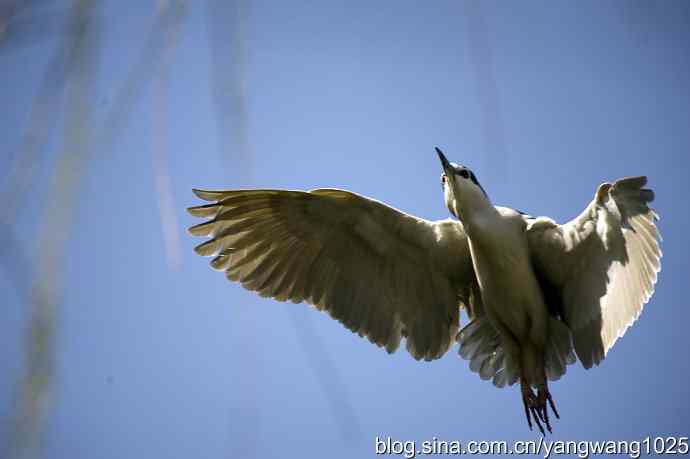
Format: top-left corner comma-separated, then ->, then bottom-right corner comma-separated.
187,147 -> 661,434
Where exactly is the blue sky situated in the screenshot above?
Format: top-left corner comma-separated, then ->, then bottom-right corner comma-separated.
1,1 -> 689,458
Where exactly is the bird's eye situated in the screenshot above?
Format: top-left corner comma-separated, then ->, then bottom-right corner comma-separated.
441,174 -> 447,186
458,169 -> 469,179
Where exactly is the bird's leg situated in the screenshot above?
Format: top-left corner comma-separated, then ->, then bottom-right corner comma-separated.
537,382 -> 559,421
520,380 -> 534,431
535,384 -> 552,434
527,379 -> 560,434
520,340 -> 558,434
520,376 -> 545,435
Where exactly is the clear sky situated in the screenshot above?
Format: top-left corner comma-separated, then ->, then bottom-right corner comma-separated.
1,1 -> 689,458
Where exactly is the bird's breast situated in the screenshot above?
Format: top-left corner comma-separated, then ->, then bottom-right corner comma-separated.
466,218 -> 545,337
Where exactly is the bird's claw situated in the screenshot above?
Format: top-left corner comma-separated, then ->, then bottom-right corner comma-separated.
521,385 -> 558,435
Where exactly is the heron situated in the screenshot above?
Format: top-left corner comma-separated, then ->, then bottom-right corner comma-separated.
187,147 -> 661,434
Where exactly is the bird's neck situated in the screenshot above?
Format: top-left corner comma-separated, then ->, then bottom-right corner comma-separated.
455,191 -> 497,228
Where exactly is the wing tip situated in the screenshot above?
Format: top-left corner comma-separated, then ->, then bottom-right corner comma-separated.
188,220 -> 214,236
193,239 -> 219,256
615,176 -> 648,189
192,188 -> 220,201
187,201 -> 222,218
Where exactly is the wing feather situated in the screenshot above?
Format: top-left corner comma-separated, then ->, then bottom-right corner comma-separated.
527,177 -> 661,369
188,188 -> 475,360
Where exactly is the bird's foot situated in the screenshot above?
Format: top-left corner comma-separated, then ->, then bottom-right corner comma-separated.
521,383 -> 558,435
521,384 -> 545,434
539,386 -> 559,421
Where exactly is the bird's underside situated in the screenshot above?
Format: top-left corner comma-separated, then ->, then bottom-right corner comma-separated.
187,167 -> 661,434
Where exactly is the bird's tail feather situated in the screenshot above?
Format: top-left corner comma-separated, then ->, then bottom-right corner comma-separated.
457,318 -> 519,388
544,317 -> 577,381
457,317 -> 575,388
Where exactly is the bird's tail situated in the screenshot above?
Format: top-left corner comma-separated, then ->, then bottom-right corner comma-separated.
457,317 -> 576,388
457,318 -> 519,388
544,318 -> 577,381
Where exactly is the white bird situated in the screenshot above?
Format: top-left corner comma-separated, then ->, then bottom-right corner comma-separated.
187,148 -> 661,434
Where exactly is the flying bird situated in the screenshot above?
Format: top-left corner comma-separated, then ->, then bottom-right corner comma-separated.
187,148 -> 661,434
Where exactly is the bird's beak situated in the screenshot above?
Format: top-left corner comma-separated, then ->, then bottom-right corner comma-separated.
436,147 -> 451,173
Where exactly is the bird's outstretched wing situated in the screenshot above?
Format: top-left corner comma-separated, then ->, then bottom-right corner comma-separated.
187,188 -> 475,361
526,176 -> 661,369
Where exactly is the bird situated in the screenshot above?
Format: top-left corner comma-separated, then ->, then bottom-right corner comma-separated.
187,147 -> 661,434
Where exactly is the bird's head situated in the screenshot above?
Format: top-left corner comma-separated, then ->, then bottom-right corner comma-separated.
436,147 -> 489,221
